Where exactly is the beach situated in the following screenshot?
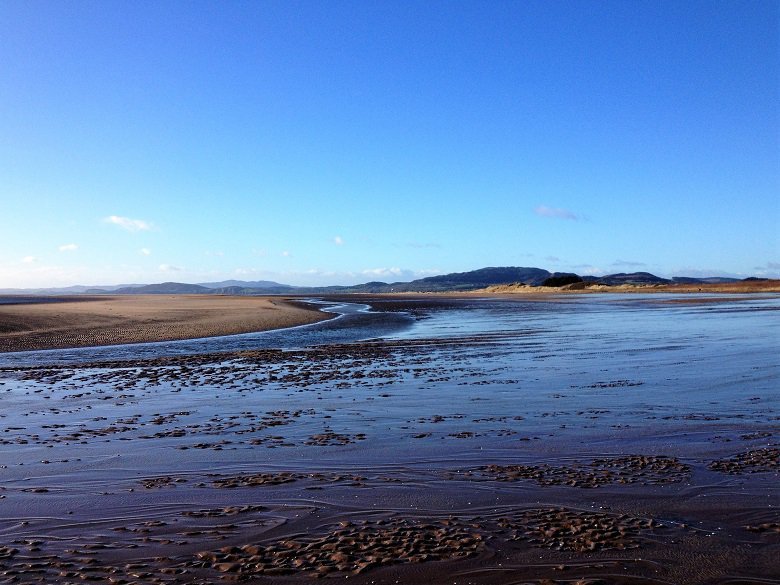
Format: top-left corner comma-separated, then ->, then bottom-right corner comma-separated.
0,293 -> 777,584
0,295 -> 331,353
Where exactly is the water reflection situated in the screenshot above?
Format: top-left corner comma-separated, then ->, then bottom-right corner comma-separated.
1,293 -> 778,368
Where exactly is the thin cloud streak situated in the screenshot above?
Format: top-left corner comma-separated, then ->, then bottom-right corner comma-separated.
572,264 -> 606,276
103,215 -> 153,232
362,267 -> 404,278
534,205 -> 578,221
360,267 -> 442,281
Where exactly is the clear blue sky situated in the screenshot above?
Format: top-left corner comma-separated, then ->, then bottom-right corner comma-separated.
1,0 -> 778,287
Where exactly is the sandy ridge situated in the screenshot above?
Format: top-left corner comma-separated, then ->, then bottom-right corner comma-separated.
0,295 -> 331,353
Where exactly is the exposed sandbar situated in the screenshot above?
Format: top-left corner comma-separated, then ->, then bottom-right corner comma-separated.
0,294 -> 330,352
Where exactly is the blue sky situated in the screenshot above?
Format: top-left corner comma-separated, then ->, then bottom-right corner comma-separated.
1,0 -> 778,287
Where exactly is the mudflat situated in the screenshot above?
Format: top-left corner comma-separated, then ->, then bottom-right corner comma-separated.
0,294 -> 776,584
0,295 -> 330,352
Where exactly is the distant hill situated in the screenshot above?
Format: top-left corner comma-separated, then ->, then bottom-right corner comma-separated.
0,284 -> 142,295
672,276 -> 740,284
198,279 -> 292,290
390,266 -> 552,291
107,282 -> 213,295
292,267 -> 555,293
541,273 -> 583,287
591,272 -> 672,285
327,281 -> 392,293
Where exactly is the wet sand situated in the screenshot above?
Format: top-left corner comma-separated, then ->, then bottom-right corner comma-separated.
0,295 -> 777,584
0,295 -> 331,352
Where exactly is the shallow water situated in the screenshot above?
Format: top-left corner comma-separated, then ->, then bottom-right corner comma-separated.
0,293 -> 777,584
0,300 -> 413,367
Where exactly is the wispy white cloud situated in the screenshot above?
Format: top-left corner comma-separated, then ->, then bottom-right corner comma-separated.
58,243 -> 78,252
234,268 -> 261,276
360,267 -> 441,280
362,267 -> 404,278
21,255 -> 37,264
612,259 -> 646,267
140,248 -> 152,256
158,264 -> 182,273
333,236 -> 344,246
534,205 -> 579,221
205,250 -> 224,257
103,215 -> 153,232
545,255 -> 561,263
752,262 -> 780,278
0,262 -> 94,289
281,250 -> 291,257
572,264 -> 606,276
754,261 -> 780,271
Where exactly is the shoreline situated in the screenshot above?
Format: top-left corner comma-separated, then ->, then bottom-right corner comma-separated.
0,294 -> 333,353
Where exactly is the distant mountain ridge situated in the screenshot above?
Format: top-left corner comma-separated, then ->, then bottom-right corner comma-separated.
0,267 -> 761,295
586,272 -> 671,285
0,283 -> 143,295
198,279 -> 292,290
400,266 -> 551,289
101,282 -> 213,295
671,276 -> 740,284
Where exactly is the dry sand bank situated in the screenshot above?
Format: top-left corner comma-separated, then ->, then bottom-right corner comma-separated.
0,295 -> 331,352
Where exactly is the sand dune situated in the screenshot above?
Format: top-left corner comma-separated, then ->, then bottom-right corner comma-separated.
480,279 -> 780,294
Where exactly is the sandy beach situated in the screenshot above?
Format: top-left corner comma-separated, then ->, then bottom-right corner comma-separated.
0,295 -> 331,353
